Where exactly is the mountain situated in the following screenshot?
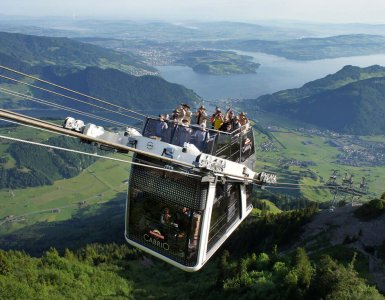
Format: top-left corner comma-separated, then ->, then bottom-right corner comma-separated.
251,65 -> 385,135
0,31 -> 201,111
212,34 -> 385,60
33,66 -> 201,111
0,31 -> 156,75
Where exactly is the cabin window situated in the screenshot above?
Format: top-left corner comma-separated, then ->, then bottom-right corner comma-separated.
126,158 -> 206,267
128,187 -> 203,266
207,182 -> 241,252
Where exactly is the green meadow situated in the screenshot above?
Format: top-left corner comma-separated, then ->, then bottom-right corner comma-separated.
0,155 -> 130,233
254,129 -> 385,202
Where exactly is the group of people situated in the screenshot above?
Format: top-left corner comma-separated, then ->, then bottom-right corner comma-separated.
160,206 -> 200,249
163,103 -> 249,133
209,107 -> 249,133
153,103 -> 251,150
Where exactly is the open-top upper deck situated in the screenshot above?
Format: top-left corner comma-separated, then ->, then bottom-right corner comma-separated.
142,117 -> 255,163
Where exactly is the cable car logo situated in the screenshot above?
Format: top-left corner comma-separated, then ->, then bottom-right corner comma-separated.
144,232 -> 170,251
146,142 -> 154,150
149,229 -> 164,240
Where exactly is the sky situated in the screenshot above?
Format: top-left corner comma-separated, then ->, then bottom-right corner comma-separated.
3,0 -> 385,24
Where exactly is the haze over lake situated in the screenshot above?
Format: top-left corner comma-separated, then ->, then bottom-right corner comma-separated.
158,52 -> 385,100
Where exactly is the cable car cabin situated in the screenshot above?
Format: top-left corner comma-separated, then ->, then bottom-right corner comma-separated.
63,115 -> 274,271
125,117 -> 258,272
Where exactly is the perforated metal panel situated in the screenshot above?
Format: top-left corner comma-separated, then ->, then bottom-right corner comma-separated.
131,157 -> 207,210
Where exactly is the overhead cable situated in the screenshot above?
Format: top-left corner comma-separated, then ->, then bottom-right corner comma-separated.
0,64 -> 147,117
0,87 -> 138,129
0,134 -> 201,179
0,73 -> 143,122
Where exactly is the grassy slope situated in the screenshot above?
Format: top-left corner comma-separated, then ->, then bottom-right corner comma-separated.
0,155 -> 130,232
254,128 -> 385,202
0,124 -> 130,233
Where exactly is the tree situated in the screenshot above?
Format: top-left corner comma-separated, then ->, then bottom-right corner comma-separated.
293,248 -> 314,290
0,252 -> 11,275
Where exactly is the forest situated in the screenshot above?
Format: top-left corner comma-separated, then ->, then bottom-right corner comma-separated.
0,199 -> 384,299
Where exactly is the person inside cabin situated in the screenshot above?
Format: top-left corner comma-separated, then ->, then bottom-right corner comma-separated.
176,119 -> 192,147
227,110 -> 236,129
161,114 -> 175,143
195,105 -> 207,127
219,117 -> 232,132
161,207 -> 172,225
239,112 -> 250,132
192,123 -> 210,151
172,103 -> 192,124
155,114 -> 168,140
239,112 -> 249,126
175,207 -> 191,237
232,116 -> 241,132
211,107 -> 224,130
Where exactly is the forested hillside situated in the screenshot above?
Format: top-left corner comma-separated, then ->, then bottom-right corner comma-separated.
251,65 -> 385,134
42,66 -> 202,110
0,135 -> 103,189
0,32 -> 202,111
0,199 -> 384,299
215,34 -> 385,60
0,31 -> 155,75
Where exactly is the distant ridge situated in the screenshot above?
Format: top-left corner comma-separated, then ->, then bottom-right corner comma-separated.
0,31 -> 201,111
46,66 -> 201,110
0,31 -> 156,75
251,65 -> 385,135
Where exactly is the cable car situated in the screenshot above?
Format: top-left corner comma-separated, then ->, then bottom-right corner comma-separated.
62,115 -> 276,271
124,117 -> 275,271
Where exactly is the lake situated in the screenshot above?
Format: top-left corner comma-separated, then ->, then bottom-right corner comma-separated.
157,52 -> 385,100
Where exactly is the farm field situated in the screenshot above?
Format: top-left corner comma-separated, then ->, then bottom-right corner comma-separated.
254,129 -> 385,202
0,154 -> 130,233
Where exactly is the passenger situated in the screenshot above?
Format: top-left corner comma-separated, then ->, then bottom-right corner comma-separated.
162,116 -> 174,143
239,112 -> 250,132
212,108 -> 224,130
195,105 -> 207,127
219,117 -> 231,132
176,207 -> 191,233
155,114 -> 168,139
172,103 -> 192,124
176,119 -> 192,147
232,116 -> 241,132
227,110 -> 236,129
161,207 -> 172,225
192,123 -> 210,151
209,107 -> 220,129
239,112 -> 249,126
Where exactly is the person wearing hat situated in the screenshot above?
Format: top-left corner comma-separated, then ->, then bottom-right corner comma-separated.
172,103 -> 192,124
239,112 -> 250,132
195,105 -> 207,127
239,112 -> 249,125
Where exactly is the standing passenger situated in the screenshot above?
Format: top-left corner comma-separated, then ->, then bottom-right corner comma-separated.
212,108 -> 224,130
192,123 -> 210,151
239,112 -> 250,132
176,119 -> 192,147
173,103 -> 192,124
155,115 -> 168,140
195,105 -> 207,127
232,116 -> 241,132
